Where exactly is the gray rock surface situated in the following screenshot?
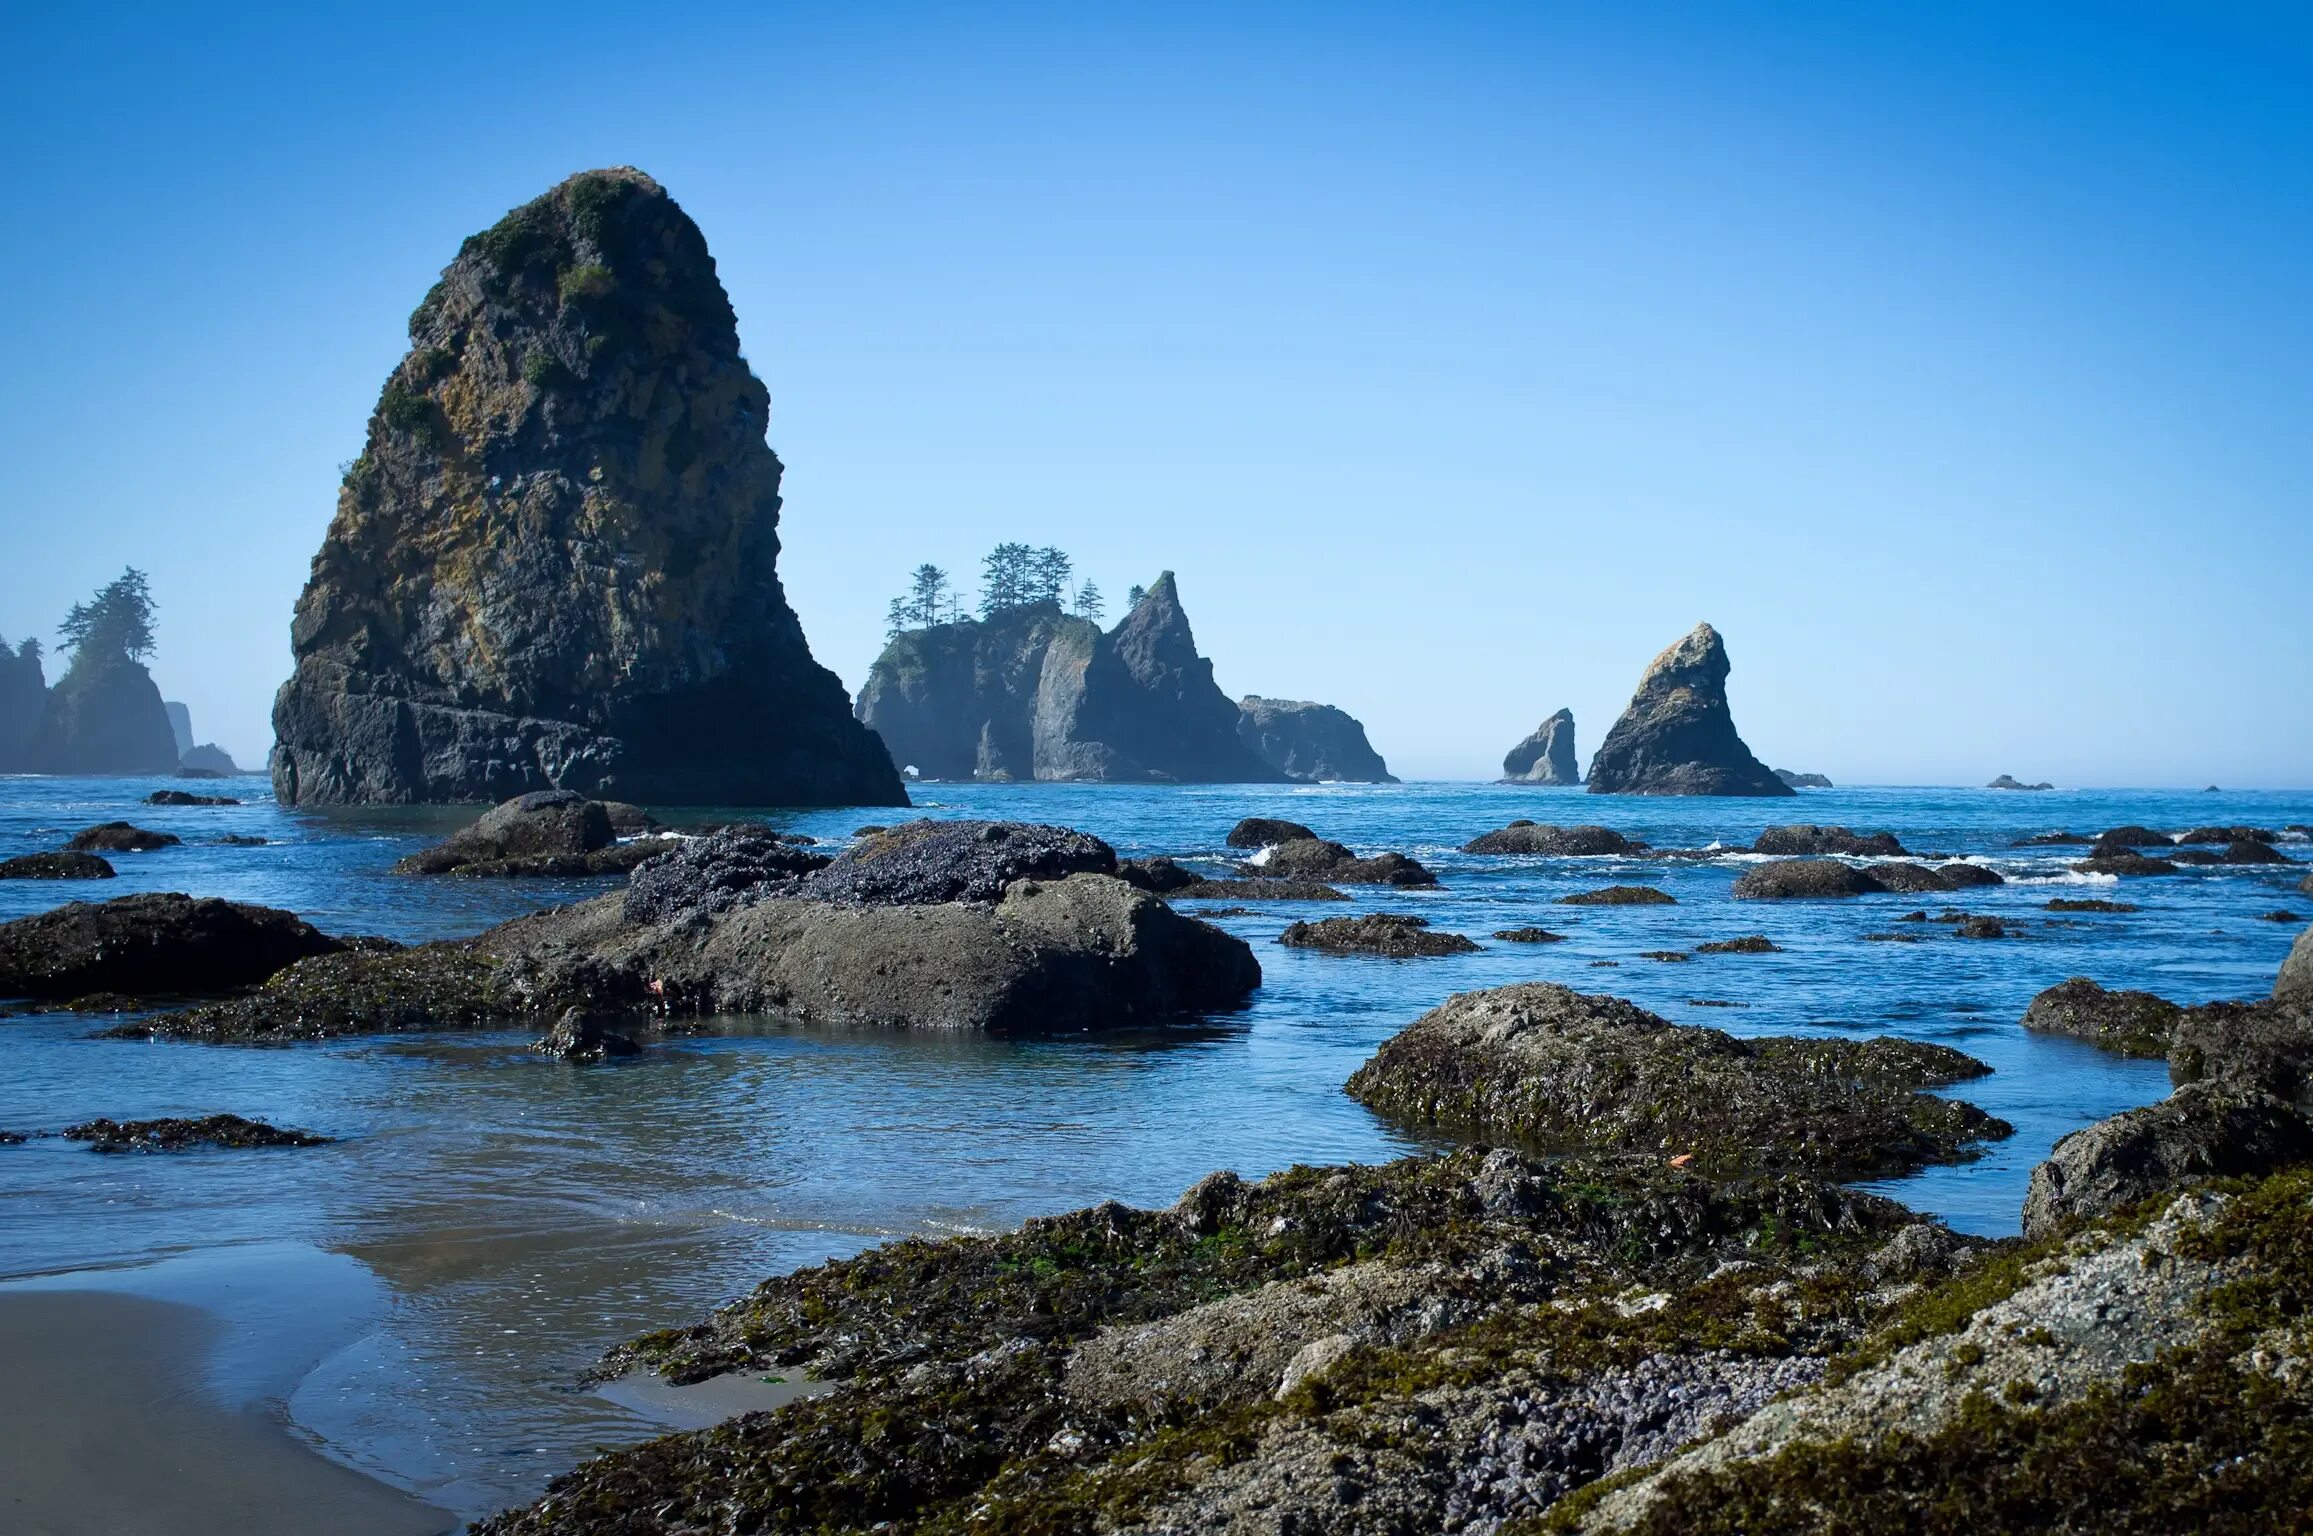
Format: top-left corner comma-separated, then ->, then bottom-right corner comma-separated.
2285,924 -> 2313,1000
2020,1082 -> 2313,1237
2020,977 -> 2181,1058
1500,707 -> 1579,784
63,822 -> 179,853
390,790 -> 671,876
1237,695 -> 1397,783
268,167 -> 903,809
1987,774 -> 2053,790
619,824 -> 830,925
1463,822 -> 1640,855
1586,624 -> 1791,797
0,893 -> 343,999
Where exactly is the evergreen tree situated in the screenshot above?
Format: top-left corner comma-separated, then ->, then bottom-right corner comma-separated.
978,543 -> 1036,616
58,568 -> 157,669
1030,547 -> 1073,605
907,564 -> 951,628
1073,580 -> 1104,621
1126,583 -> 1148,608
885,597 -> 911,641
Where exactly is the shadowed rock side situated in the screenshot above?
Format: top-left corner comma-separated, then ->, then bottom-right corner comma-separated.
28,653 -> 179,774
0,638 -> 48,771
1774,768 -> 1833,788
268,167 -> 903,808
1587,624 -> 1792,797
1236,695 -> 1396,783
857,575 -> 1293,784
0,894 -> 343,1000
2278,924 -> 2313,1002
1501,707 -> 1580,784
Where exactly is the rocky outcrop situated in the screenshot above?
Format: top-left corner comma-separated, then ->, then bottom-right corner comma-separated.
1696,935 -> 1780,954
2072,849 -> 2179,876
1236,696 -> 1396,783
1751,824 -> 1906,857
0,853 -> 115,879
27,654 -> 178,774
0,638 -> 46,771
391,789 -> 673,876
2168,998 -> 2313,1113
2020,978 -> 2181,1058
145,790 -> 237,806
60,1114 -> 332,1153
1559,885 -> 1675,905
1733,858 -> 2003,899
1277,914 -> 1480,957
1586,624 -> 1791,797
178,743 -> 240,774
268,168 -> 903,809
1225,816 -> 1318,848
1254,838 -> 1438,887
0,894 -> 343,1000
2282,924 -> 2313,1002
63,822 -> 179,853
1463,821 -> 1640,856
534,1006 -> 641,1061
1345,983 -> 2004,1178
857,576 -> 1311,784
2019,1083 -> 2313,1237
1499,708 -> 1579,784
164,701 -> 193,756
1987,774 -> 2053,790
1774,768 -> 1832,788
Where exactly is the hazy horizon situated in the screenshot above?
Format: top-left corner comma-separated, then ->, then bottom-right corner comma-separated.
4,3 -> 2306,788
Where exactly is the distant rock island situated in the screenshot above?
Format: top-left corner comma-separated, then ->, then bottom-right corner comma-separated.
268,167 -> 903,808
1988,774 -> 2054,791
1500,708 -> 1579,784
1587,623 -> 1792,797
1775,768 -> 1833,789
2,570 -> 180,776
858,571 -> 1388,783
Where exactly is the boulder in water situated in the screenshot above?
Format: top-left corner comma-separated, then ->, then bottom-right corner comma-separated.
1277,914 -> 1480,957
0,893 -> 343,999
60,1114 -> 334,1153
2021,978 -> 2180,1058
63,822 -> 180,853
1462,823 -> 1639,856
1750,825 -> 1906,857
1225,817 -> 1318,849
0,852 -> 115,880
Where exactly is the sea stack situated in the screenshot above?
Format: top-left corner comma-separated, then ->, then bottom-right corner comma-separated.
1500,708 -> 1579,784
1235,697 -> 1395,783
856,573 -> 1287,783
269,168 -> 905,808
0,639 -> 46,771
1586,623 -> 1792,797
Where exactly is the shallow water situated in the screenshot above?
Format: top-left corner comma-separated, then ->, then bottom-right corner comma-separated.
2,772 -> 2308,1523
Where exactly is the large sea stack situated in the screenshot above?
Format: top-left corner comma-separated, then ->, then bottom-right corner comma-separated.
269,168 -> 905,808
1235,696 -> 1395,783
1587,623 -> 1791,797
856,574 -> 1288,783
1500,707 -> 1579,784
30,654 -> 178,774
0,639 -> 46,772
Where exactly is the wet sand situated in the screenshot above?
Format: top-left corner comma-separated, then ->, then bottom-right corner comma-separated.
0,1290 -> 453,1536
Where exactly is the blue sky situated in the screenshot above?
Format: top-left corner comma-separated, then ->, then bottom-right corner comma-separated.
1,2 -> 2306,784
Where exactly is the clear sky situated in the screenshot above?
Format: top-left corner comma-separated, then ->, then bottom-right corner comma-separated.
1,2 -> 2306,785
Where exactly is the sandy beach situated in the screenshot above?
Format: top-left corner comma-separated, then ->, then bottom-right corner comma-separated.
0,1290 -> 452,1536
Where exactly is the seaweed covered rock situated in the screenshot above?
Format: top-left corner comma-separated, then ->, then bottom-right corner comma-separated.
2019,1084 -> 2313,1237
268,167 -> 905,809
1559,885 -> 1675,906
1236,695 -> 1397,783
1277,914 -> 1481,958
62,822 -> 178,853
1463,822 -> 1640,856
1225,816 -> 1318,849
1254,837 -> 1437,887
791,819 -> 1117,906
2168,996 -> 2313,1112
1586,624 -> 1792,798
1750,825 -> 1906,857
0,852 -> 114,880
621,823 -> 830,925
2281,923 -> 2313,1003
1495,927 -> 1568,943
113,941 -> 532,1043
59,1114 -> 333,1152
0,893 -> 342,1000
2021,977 -> 2181,1058
1345,983 -> 2006,1178
1500,707 -> 1580,784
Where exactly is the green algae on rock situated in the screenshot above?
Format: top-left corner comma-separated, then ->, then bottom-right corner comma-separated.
1344,983 -> 2008,1179
269,168 -> 904,808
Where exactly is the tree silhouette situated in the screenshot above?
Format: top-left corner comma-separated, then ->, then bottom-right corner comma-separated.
1073,580 -> 1104,621
58,568 -> 157,668
1126,583 -> 1147,608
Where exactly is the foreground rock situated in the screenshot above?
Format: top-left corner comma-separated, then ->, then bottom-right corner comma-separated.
63,822 -> 179,853
1750,824 -> 1905,857
1499,707 -> 1580,784
1225,816 -> 1317,849
1277,914 -> 1481,957
2282,923 -> 2313,1002
1586,623 -> 1792,797
0,852 -> 114,880
268,167 -> 904,808
1463,821 -> 1641,856
1732,858 -> 2004,899
534,1006 -> 641,1061
1346,983 -> 2006,1178
1236,695 -> 1397,783
2019,1083 -> 2313,1236
2020,977 -> 2180,1058
59,1115 -> 332,1152
0,894 -> 342,1000
391,790 -> 673,876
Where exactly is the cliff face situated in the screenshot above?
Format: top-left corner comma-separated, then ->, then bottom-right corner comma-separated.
1500,708 -> 1579,784
0,641 -> 45,771
856,575 -> 1289,784
1586,624 -> 1792,797
269,168 -> 905,808
1236,697 -> 1396,783
31,655 -> 180,775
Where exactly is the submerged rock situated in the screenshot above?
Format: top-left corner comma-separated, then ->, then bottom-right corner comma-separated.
1167,877 -> 1350,902
1236,695 -> 1397,783
1500,707 -> 1580,784
268,167 -> 904,808
1750,824 -> 1906,857
2020,1083 -> 2313,1237
2012,829 -> 2091,846
534,1006 -> 642,1061
1117,856 -> 1199,893
0,852 -> 115,880
1463,822 -> 1641,856
62,822 -> 179,853
1558,885 -> 1675,906
1277,914 -> 1481,957
1695,935 -> 1780,954
2021,978 -> 2180,1059
1345,982 -> 2005,1178
1586,623 -> 1792,798
60,1114 -> 333,1152
2045,897 -> 2137,913
144,789 -> 238,807
0,894 -> 342,1000
1225,816 -> 1318,849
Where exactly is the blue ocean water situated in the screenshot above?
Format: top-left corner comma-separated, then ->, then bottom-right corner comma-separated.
1,772 -> 2307,1520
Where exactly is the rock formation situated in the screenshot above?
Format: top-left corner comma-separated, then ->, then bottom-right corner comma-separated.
0,894 -> 343,1000
1585,623 -> 1791,797
856,575 -> 1288,783
27,653 -> 178,775
1500,708 -> 1579,784
1988,774 -> 2054,790
164,701 -> 193,757
177,743 -> 241,775
1774,768 -> 1832,788
1236,696 -> 1395,782
1276,913 -> 1480,957
268,167 -> 903,808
